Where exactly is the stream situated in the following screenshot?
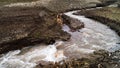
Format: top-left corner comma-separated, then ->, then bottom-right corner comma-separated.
0,10 -> 120,68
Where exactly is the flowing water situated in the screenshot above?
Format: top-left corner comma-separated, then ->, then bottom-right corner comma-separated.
0,11 -> 120,68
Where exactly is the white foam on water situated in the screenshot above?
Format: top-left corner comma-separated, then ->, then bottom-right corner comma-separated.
63,11 -> 120,53
0,42 -> 66,68
0,10 -> 120,68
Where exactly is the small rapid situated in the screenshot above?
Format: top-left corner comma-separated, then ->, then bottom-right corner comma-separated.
0,10 -> 120,68
63,11 -> 120,52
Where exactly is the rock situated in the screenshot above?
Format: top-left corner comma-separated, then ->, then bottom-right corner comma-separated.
0,7 -> 71,54
62,14 -> 84,31
70,18 -> 84,30
89,50 -> 120,68
35,49 -> 120,68
111,50 -> 120,62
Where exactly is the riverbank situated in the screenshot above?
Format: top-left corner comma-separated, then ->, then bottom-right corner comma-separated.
36,50 -> 120,68
0,7 -> 70,54
0,9 -> 120,68
35,10 -> 120,68
0,0 -> 120,68
1,0 -> 117,12
74,7 -> 120,36
0,0 -> 118,54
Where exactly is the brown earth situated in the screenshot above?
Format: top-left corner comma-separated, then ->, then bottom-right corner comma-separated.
0,7 -> 71,54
